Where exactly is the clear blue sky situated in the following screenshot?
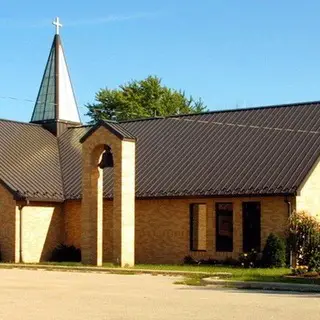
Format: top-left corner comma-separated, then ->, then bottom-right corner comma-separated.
1,0 -> 320,123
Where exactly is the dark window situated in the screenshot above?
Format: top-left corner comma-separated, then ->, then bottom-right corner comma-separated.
243,202 -> 261,252
216,203 -> 233,252
190,204 -> 207,251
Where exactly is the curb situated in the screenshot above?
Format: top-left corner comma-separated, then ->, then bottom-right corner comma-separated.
201,278 -> 320,293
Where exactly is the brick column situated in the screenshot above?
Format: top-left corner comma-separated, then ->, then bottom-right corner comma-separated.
81,145 -> 104,266
113,140 -> 135,267
81,126 -> 136,267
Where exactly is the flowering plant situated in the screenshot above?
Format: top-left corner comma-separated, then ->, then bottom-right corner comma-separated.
239,249 -> 261,268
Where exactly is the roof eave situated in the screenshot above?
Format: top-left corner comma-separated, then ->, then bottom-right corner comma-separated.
65,191 -> 296,201
0,179 -> 23,200
16,197 -> 65,203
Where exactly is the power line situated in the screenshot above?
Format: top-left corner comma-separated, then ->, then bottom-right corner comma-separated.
0,95 -> 88,110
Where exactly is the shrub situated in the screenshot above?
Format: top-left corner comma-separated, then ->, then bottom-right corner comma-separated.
291,265 -> 308,275
50,244 -> 81,262
307,248 -> 320,272
288,211 -> 320,271
239,249 -> 261,268
261,233 -> 286,267
183,256 -> 238,266
184,255 -> 198,265
222,257 -> 240,266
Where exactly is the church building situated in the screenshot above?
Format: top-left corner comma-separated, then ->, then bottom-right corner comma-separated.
0,19 -> 319,266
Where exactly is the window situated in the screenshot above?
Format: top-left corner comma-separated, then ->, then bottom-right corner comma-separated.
243,202 -> 261,252
190,204 -> 207,251
216,203 -> 233,252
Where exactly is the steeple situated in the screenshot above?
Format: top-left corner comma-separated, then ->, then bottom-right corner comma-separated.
31,17 -> 81,136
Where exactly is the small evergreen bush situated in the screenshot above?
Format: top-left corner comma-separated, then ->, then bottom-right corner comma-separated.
50,244 -> 81,262
262,233 -> 286,268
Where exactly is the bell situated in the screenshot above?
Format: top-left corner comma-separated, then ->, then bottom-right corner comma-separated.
98,146 -> 114,168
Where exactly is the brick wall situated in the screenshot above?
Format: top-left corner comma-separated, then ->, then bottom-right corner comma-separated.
64,200 -> 113,261
64,195 -> 290,264
135,196 -> 290,264
64,200 -> 81,248
18,202 -> 63,263
296,157 -> 320,220
0,184 -> 18,262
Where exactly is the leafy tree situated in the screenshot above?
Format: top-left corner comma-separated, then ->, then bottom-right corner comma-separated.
85,76 -> 207,122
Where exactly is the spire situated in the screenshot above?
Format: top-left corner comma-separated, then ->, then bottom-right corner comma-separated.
31,17 -> 81,135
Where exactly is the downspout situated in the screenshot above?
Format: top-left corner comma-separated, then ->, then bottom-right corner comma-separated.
18,198 -> 29,263
284,195 -> 293,267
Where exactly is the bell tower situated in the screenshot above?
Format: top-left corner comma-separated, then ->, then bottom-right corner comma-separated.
30,17 -> 81,136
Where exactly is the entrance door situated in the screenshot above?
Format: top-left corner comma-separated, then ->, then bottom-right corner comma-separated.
242,202 -> 261,252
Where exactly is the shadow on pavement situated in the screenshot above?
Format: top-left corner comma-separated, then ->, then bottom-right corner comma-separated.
176,286 -> 320,298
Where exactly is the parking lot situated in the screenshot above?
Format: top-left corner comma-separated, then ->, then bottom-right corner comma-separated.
0,269 -> 319,320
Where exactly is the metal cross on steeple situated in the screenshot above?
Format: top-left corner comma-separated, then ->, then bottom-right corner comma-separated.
52,17 -> 62,35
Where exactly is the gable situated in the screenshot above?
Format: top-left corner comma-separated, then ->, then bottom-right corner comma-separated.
296,155 -> 320,218
0,120 -> 64,201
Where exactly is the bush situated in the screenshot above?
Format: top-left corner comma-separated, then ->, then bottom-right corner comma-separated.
291,265 -> 308,275
184,255 -> 198,265
288,211 -> 320,271
307,248 -> 320,272
262,233 -> 286,267
222,257 -> 240,267
183,256 -> 219,265
183,256 -> 239,266
50,244 -> 81,262
239,249 -> 261,268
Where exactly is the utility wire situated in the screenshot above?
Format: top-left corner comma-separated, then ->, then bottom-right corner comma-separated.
0,95 -> 88,110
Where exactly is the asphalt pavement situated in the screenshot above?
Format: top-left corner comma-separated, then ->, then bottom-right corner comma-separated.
0,269 -> 319,320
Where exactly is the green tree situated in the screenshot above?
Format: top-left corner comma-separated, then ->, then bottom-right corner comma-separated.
85,76 -> 207,122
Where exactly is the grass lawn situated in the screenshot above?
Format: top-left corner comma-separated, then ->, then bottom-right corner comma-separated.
130,264 -> 320,285
5,262 -> 320,286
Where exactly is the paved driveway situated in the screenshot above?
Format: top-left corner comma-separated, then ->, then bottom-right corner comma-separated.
0,269 -> 319,320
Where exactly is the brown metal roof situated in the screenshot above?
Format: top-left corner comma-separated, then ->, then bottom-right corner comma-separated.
59,101 -> 320,199
1,101 -> 320,201
0,119 -> 64,201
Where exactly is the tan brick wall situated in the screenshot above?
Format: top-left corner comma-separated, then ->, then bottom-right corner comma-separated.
64,200 -> 81,248
135,196 -> 290,264
64,199 -> 113,261
0,184 -> 18,262
296,157 -> 320,220
64,196 -> 290,264
18,202 -> 63,263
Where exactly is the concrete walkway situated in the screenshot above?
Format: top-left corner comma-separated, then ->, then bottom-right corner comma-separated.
0,269 -> 319,320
